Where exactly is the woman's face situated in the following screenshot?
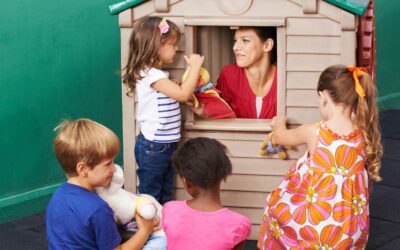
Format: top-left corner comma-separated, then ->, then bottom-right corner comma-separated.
233,29 -> 265,68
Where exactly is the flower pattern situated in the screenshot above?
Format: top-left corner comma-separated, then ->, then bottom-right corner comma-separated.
296,225 -> 353,250
260,203 -> 298,249
258,121 -> 369,249
312,145 -> 364,176
333,174 -> 369,236
291,172 -> 337,225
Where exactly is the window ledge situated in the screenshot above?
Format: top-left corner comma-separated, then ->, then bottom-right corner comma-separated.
184,118 -> 272,132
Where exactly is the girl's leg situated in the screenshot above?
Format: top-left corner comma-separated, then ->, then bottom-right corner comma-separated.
161,161 -> 174,204
135,133 -> 171,203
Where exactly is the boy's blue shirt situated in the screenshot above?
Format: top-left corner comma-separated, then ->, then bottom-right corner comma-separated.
46,182 -> 121,250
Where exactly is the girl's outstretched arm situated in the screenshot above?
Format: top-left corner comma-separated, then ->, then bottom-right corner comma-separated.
152,54 -> 204,102
272,116 -> 315,148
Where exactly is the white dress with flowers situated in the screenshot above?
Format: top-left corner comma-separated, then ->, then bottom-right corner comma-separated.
258,121 -> 370,250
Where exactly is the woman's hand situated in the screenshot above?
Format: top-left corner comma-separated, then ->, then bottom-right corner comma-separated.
185,99 -> 206,116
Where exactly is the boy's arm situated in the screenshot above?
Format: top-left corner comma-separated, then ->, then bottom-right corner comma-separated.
114,230 -> 151,250
272,116 -> 314,148
114,214 -> 154,250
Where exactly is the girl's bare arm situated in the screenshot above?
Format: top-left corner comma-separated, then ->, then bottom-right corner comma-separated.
152,54 -> 204,101
272,116 -> 315,148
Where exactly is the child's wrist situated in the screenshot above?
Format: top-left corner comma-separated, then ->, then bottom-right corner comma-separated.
136,227 -> 151,237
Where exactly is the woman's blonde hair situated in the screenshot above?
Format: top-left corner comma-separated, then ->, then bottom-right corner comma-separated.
317,65 -> 383,182
53,119 -> 120,176
122,16 -> 180,96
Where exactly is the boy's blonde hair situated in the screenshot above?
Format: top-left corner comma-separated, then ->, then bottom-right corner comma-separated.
53,119 -> 120,176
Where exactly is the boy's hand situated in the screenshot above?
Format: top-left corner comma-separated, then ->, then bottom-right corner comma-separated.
152,216 -> 161,232
184,54 -> 204,68
135,214 -> 153,236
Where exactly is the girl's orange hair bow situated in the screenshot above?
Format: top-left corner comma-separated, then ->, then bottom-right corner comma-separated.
347,66 -> 367,98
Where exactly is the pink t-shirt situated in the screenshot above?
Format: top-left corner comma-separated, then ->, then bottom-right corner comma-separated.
162,200 -> 252,250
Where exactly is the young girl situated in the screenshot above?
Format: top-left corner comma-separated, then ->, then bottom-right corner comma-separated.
122,16 -> 204,204
163,137 -> 252,250
258,65 -> 383,249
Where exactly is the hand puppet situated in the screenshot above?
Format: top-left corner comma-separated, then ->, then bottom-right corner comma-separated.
183,67 -> 236,119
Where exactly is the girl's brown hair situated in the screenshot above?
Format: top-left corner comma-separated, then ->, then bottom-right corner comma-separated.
317,65 -> 383,182
122,16 -> 180,96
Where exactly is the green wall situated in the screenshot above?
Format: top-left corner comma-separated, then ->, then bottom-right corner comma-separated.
0,0 -> 123,222
375,1 -> 400,109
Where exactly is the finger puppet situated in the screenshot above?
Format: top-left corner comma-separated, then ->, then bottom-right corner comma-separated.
259,132 -> 287,159
183,67 -> 236,119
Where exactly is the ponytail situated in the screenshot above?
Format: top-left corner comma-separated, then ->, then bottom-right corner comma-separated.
354,73 -> 383,182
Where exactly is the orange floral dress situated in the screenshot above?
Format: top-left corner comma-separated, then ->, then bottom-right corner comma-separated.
258,121 -> 370,250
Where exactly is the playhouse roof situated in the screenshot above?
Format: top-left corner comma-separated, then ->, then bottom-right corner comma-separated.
119,0 -> 356,32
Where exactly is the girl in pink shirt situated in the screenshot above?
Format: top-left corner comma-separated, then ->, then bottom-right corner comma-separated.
162,137 -> 252,250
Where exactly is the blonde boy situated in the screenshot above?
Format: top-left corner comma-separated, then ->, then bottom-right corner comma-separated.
46,118 -> 154,250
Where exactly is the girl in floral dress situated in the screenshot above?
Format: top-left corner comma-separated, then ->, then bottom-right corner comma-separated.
258,65 -> 383,249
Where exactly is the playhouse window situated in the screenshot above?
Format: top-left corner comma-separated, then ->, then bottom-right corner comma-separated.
183,25 -> 283,132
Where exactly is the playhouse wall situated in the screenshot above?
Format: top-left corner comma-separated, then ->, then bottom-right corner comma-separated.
120,0 -> 357,241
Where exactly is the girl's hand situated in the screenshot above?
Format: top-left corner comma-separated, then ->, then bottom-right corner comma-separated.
184,54 -> 204,68
271,115 -> 287,128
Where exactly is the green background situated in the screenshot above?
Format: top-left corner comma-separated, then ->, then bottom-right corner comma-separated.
375,2 -> 400,110
0,0 -> 123,222
0,0 -> 399,223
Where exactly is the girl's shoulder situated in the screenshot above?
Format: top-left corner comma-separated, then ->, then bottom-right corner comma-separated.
163,199 -> 185,209
141,67 -> 167,77
318,120 -> 363,142
223,208 -> 251,225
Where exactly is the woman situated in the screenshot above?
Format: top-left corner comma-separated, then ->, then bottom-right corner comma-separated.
190,27 -> 277,119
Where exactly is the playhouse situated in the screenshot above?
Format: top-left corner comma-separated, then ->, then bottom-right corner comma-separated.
117,0 -> 366,239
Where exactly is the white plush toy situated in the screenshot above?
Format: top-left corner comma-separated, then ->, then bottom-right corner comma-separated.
95,164 -> 164,236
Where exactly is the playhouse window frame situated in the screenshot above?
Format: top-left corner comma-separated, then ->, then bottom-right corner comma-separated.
182,17 -> 287,132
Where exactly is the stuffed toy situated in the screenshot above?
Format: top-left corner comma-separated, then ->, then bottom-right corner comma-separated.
183,67 -> 236,119
95,164 -> 164,236
259,132 -> 287,159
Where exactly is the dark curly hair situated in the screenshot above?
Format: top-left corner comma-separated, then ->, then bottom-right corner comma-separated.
172,137 -> 232,189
